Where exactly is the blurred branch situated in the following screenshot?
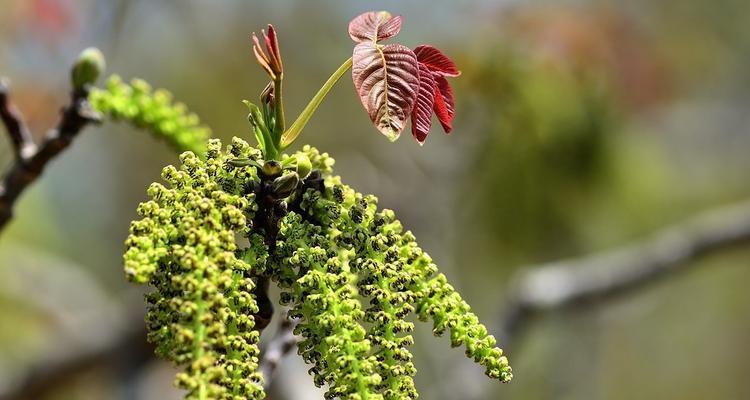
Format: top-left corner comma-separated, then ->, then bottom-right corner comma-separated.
0,79 -> 36,160
0,81 -> 100,234
500,200 -> 750,344
260,311 -> 300,392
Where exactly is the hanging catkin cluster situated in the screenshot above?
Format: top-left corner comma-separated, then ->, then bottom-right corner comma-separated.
124,137 -> 512,400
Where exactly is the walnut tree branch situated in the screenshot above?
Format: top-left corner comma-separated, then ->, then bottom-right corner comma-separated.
0,79 -> 36,160
499,200 -> 750,345
0,84 -> 100,233
259,311 -> 301,392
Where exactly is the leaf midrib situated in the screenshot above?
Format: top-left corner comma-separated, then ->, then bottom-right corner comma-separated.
374,44 -> 393,134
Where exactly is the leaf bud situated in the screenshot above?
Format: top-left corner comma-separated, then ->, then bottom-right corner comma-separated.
272,172 -> 299,198
295,154 -> 313,180
262,160 -> 282,178
71,47 -> 105,91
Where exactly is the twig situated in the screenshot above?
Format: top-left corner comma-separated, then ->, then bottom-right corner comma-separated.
500,200 -> 750,344
0,84 -> 100,233
260,311 -> 301,392
0,79 -> 36,160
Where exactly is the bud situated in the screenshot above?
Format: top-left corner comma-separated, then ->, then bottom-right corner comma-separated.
71,48 -> 105,91
271,172 -> 299,198
260,82 -> 275,106
295,154 -> 313,180
262,160 -> 282,178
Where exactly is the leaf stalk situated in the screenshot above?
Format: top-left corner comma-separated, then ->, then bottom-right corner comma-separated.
280,57 -> 353,149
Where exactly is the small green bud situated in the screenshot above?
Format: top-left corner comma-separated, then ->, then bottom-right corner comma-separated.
262,160 -> 282,178
272,172 -> 299,198
71,47 -> 105,90
295,154 -> 313,180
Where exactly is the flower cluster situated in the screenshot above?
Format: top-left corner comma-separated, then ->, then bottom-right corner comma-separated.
124,137 -> 511,399
271,151 -> 513,398
124,139 -> 265,399
89,75 -> 211,154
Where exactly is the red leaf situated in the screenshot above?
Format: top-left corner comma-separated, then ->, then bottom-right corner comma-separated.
348,11 -> 403,43
253,24 -> 283,79
414,45 -> 460,77
411,63 -> 436,145
352,42 -> 419,141
265,25 -> 282,71
433,75 -> 455,133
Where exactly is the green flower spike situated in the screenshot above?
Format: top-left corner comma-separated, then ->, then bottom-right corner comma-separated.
124,139 -> 265,399
89,75 -> 211,155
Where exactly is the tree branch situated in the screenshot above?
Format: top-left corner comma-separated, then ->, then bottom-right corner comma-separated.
0,84 -> 100,234
260,311 -> 300,392
500,200 -> 750,344
0,79 -> 36,160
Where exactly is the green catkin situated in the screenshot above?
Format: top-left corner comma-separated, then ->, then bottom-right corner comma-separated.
89,75 -> 211,155
272,214 -> 382,400
124,139 -> 265,399
279,144 -> 512,397
413,270 -> 514,382
124,137 -> 511,400
297,179 -> 419,399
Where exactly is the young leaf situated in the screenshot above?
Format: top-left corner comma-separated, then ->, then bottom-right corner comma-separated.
411,63 -> 436,144
348,11 -> 403,43
253,25 -> 283,79
413,45 -> 460,77
433,75 -> 455,133
407,44 -> 460,142
352,42 -> 419,141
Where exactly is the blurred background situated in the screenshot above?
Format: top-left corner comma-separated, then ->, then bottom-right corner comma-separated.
1,0 -> 749,399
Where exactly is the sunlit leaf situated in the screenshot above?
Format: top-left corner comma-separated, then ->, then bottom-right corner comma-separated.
414,45 -> 461,77
348,11 -> 403,43
352,42 -> 419,141
411,63 -> 436,144
433,75 -> 455,133
409,44 -> 459,142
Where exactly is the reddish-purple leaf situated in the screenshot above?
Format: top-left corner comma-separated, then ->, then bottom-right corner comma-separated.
352,42 -> 419,141
411,63 -> 436,145
348,11 -> 403,43
265,25 -> 282,71
253,24 -> 283,79
433,75 -> 455,133
414,45 -> 460,77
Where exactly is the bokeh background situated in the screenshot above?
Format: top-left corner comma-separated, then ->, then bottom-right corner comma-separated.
1,1 -> 750,399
